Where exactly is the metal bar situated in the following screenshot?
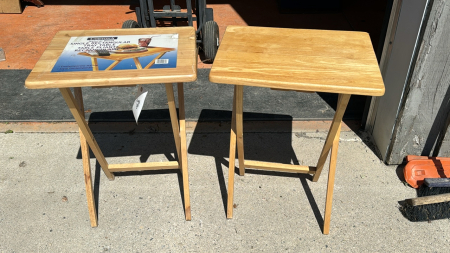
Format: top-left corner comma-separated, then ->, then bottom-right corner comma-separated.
186,0 -> 193,26
139,0 -> 149,27
152,13 -> 190,17
135,6 -> 143,27
147,0 -> 156,27
170,0 -> 177,25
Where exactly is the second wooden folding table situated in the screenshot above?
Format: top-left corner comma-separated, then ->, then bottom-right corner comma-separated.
209,26 -> 385,234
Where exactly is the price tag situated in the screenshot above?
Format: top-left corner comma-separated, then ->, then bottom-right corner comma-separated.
132,85 -> 147,124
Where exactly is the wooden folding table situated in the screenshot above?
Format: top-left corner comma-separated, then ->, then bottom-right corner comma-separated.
25,27 -> 197,227
209,26 -> 385,234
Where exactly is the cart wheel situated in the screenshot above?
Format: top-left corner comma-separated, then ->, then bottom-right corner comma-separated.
202,21 -> 219,62
122,20 -> 140,29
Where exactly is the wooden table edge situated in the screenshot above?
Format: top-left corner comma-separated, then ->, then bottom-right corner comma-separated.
24,73 -> 198,89
208,75 -> 385,97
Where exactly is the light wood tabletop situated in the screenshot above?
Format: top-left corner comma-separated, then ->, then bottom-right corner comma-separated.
210,26 -> 385,96
25,27 -> 197,89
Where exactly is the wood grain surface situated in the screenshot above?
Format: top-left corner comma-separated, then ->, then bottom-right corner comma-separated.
210,26 -> 385,96
25,27 -> 197,89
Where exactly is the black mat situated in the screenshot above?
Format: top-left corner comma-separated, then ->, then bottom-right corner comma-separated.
0,69 -> 366,122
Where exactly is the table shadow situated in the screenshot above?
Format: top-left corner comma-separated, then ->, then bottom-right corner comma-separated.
187,109 -> 323,229
75,110 -> 188,221
316,92 -> 368,121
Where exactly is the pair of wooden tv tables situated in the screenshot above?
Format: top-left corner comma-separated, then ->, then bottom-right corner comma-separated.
25,26 -> 384,234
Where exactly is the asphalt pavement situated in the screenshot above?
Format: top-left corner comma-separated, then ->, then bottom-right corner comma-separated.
0,69 -> 367,122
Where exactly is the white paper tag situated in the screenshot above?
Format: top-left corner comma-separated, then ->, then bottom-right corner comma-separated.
132,91 -> 148,124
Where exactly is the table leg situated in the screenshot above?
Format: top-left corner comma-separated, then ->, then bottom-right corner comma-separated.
323,120 -> 341,235
312,94 -> 351,182
59,88 -> 114,181
177,82 -> 191,221
165,83 -> 191,220
165,83 -> 182,162
73,87 -> 98,227
227,87 -> 238,219
235,85 -> 245,176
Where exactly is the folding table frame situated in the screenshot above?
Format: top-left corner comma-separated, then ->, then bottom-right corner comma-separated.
209,26 -> 385,234
227,86 -> 349,234
59,83 -> 190,227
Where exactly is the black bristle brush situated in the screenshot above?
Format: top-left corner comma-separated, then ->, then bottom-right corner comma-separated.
400,178 -> 450,222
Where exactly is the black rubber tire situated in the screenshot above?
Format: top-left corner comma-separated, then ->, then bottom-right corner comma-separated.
202,21 -> 219,62
122,20 -> 140,29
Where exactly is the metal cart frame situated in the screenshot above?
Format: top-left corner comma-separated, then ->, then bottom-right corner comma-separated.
123,0 -> 219,62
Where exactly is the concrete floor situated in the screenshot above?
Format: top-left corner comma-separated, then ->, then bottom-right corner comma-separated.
1,130 -> 449,252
